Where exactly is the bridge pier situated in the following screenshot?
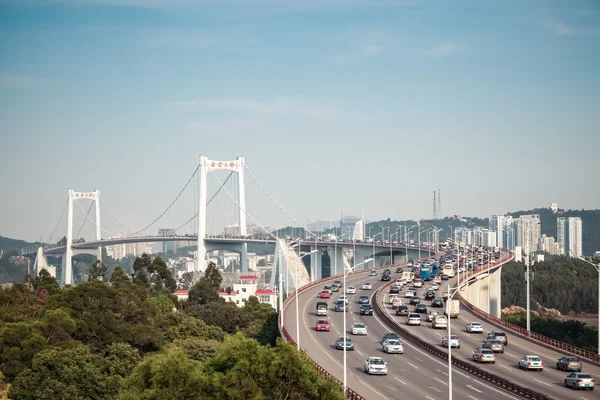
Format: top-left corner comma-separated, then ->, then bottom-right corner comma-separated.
310,246 -> 322,281
463,265 -> 503,318
326,245 -> 350,277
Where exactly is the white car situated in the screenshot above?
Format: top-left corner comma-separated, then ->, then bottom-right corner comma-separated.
388,295 -> 401,305
346,286 -> 356,294
362,282 -> 372,290
382,339 -> 404,354
431,282 -> 440,290
413,279 -> 423,288
466,322 -> 484,333
404,290 -> 415,298
442,290 -> 451,299
426,310 -> 439,322
519,355 -> 544,371
364,357 -> 388,375
338,295 -> 349,304
432,315 -> 448,329
406,313 -> 421,326
352,322 -> 367,335
442,335 -> 460,348
434,275 -> 441,282
392,297 -> 404,307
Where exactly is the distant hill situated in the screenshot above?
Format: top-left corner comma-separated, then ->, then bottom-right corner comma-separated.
0,236 -> 33,254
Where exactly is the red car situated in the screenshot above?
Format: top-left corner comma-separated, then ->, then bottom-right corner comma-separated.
319,291 -> 331,299
316,319 -> 330,331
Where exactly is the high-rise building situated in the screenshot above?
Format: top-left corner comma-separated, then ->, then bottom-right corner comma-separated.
516,215 -> 541,255
489,215 -> 516,249
158,228 -> 177,253
568,217 -> 583,258
557,217 -> 568,255
541,235 -> 562,255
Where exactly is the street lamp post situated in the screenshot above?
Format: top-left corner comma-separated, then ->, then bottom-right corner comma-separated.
334,233 -> 349,277
575,253 -> 600,355
447,273 -> 490,400
405,226 -> 415,263
372,232 -> 382,269
296,249 -> 319,350
343,258 -> 374,392
390,232 -> 399,264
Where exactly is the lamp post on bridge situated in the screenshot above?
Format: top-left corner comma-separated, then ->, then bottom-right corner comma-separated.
372,232 -> 382,269
294,249 -> 319,350
447,273 -> 490,400
343,257 -> 374,392
390,232 -> 399,265
405,226 -> 416,263
574,253 -> 600,355
334,233 -> 349,277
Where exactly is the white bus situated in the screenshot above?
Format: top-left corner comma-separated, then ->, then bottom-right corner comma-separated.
442,264 -> 455,278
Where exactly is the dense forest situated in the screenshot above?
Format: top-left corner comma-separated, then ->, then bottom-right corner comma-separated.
0,255 -> 343,400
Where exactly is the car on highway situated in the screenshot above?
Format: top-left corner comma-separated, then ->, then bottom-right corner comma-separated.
473,348 -> 495,363
395,279 -> 404,287
564,372 -> 595,390
358,295 -> 369,304
316,319 -> 330,332
426,310 -> 439,322
413,278 -> 423,288
335,336 -> 354,350
432,315 -> 448,329
381,273 -> 391,281
406,313 -> 421,326
442,334 -> 460,348
424,289 -> 435,300
388,294 -> 401,304
395,267 -> 403,273
335,300 -> 349,312
482,339 -> 504,353
442,290 -> 451,300
410,296 -> 421,305
362,282 -> 372,290
360,304 -> 373,315
518,355 -> 543,370
323,286 -> 332,294
441,274 -> 449,280
382,332 -> 399,342
415,303 -> 427,313
332,280 -> 342,286
487,331 -> 508,346
331,284 -> 340,292
316,302 -> 328,316
391,297 -> 404,307
319,290 -> 331,299
395,305 -> 409,316
338,295 -> 349,304
430,298 -> 444,308
433,275 -> 441,283
466,322 -> 484,333
557,356 -> 583,372
382,339 -> 404,354
364,357 -> 388,375
383,269 -> 391,275
404,289 -> 415,298
346,286 -> 356,294
369,270 -> 377,276
431,282 -> 440,290
352,323 -> 367,335
389,285 -> 400,294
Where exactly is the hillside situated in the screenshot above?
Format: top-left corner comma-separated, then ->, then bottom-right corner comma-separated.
0,236 -> 32,253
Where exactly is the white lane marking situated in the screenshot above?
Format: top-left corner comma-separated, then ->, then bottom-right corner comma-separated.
368,291 -> 519,400
469,396 -> 479,400
436,369 -> 449,376
434,376 -> 448,386
425,396 -> 435,400
394,377 -> 407,385
500,365 -> 511,370
429,386 -> 442,393
504,352 -> 517,358
579,397 -> 588,400
413,356 -> 424,362
336,330 -> 340,335
467,384 -> 483,393
434,332 -> 442,337
533,378 -> 552,387
408,362 -> 419,370
356,350 -> 364,356
330,323 -> 335,327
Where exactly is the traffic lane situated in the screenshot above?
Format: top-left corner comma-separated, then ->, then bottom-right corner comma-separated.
350,273 -> 520,400
395,281 -> 595,400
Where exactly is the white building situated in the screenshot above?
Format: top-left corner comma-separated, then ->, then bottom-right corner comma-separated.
516,215 -> 541,255
489,215 -> 515,249
550,203 -> 559,213
224,223 -> 241,237
540,235 -> 562,255
105,235 -> 150,260
568,217 -> 583,258
557,217 -> 568,256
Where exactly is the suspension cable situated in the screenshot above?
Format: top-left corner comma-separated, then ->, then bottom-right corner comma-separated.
74,200 -> 115,236
75,201 -> 94,239
124,165 -> 199,237
244,164 -> 317,238
45,197 -> 69,248
210,170 -> 275,239
99,194 -> 136,233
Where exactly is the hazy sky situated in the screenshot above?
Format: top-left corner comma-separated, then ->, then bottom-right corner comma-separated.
1,0 -> 599,242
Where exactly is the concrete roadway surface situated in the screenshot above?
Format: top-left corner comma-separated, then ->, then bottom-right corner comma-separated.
379,273 -> 600,400
284,269 -> 522,400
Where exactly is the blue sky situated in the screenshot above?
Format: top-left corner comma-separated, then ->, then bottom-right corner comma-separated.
1,0 -> 599,242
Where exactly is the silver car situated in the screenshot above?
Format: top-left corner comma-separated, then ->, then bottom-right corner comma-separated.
565,372 -> 595,390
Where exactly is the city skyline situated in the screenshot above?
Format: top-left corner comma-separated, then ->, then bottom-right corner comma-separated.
2,0 -> 600,242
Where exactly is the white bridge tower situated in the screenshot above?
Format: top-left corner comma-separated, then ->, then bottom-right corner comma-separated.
62,189 -> 102,285
197,155 -> 247,273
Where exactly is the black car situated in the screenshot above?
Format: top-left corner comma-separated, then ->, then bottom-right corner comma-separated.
424,290 -> 435,300
358,295 -> 369,304
360,304 -> 374,315
440,274 -> 449,280
431,298 -> 444,308
415,303 -> 427,313
383,269 -> 391,275
396,305 -> 409,316
390,285 -> 400,294
381,274 -> 391,281
331,284 -> 340,292
382,332 -> 399,342
410,296 -> 421,305
395,267 -> 403,273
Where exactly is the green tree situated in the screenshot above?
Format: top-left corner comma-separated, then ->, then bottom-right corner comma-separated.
88,260 -> 107,282
132,254 -> 177,297
109,266 -> 130,288
35,308 -> 76,346
9,344 -> 120,400
102,342 -> 141,377
188,262 -> 222,305
165,337 -> 221,363
179,272 -> 194,290
30,270 -> 60,295
0,323 -> 46,380
184,302 -> 250,335
164,313 -> 225,342
0,284 -> 45,324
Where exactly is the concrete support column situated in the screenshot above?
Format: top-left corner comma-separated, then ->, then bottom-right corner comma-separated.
393,254 -> 405,265
310,246 -> 322,281
489,266 -> 502,318
327,246 -> 348,277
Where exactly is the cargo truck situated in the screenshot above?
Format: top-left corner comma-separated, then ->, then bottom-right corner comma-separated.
316,302 -> 328,316
444,299 -> 460,318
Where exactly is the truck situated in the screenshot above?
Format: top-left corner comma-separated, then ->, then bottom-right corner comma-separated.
401,271 -> 413,283
444,299 -> 460,318
316,302 -> 328,316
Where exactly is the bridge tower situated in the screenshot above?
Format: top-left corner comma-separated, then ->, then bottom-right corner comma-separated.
63,189 -> 102,285
198,155 -> 248,273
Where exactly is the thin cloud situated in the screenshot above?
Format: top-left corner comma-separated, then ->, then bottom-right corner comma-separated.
544,21 -> 600,37
421,43 -> 460,58
0,73 -> 51,89
171,98 -> 341,119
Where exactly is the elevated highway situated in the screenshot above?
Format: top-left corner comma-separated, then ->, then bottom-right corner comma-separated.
283,261 -> 523,400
